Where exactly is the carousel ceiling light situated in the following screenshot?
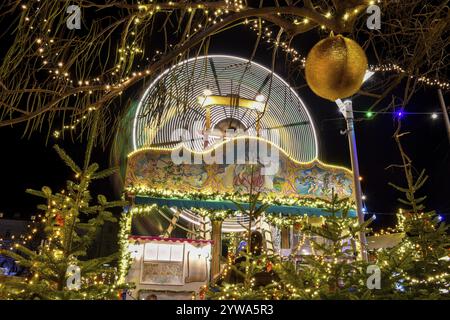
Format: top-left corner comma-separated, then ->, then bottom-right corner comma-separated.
251,102 -> 265,112
203,88 -> 213,96
255,93 -> 266,102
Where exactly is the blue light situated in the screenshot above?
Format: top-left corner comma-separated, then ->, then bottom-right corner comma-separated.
395,282 -> 405,292
237,240 -> 247,254
438,215 -> 443,221
397,111 -> 403,118
372,214 -> 376,220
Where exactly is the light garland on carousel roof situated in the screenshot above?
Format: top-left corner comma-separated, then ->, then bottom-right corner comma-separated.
125,186 -> 355,211
265,214 -> 328,228
126,135 -> 353,173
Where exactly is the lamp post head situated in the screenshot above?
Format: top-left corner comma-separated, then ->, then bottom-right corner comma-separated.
335,70 -> 375,117
363,70 -> 375,83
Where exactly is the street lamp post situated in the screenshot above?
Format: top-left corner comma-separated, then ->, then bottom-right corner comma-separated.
437,89 -> 450,144
337,99 -> 368,262
334,71 -> 374,262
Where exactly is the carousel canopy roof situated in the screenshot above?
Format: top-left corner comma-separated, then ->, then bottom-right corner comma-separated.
132,55 -> 319,163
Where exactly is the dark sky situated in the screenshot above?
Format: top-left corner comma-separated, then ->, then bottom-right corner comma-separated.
0,18 -> 449,231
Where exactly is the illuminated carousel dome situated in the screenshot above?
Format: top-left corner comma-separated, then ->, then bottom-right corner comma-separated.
132,55 -> 318,162
118,54 -> 355,238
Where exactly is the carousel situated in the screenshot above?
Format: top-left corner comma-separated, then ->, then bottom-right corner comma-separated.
113,55 -> 356,300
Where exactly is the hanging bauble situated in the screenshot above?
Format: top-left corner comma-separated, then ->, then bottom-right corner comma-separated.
305,34 -> 368,101
266,261 -> 273,272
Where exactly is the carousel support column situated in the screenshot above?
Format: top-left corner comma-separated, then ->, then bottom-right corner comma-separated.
289,225 -> 294,252
199,215 -> 212,241
255,214 -> 262,230
281,226 -> 290,250
338,100 -> 368,262
162,208 -> 181,238
211,219 -> 222,281
256,112 -> 261,137
204,106 -> 211,148
259,214 -> 274,255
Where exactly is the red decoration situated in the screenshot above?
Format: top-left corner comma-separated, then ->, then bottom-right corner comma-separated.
55,214 -> 64,226
266,261 -> 273,272
199,286 -> 208,300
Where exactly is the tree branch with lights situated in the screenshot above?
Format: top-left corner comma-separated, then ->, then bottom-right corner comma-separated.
0,0 -> 448,143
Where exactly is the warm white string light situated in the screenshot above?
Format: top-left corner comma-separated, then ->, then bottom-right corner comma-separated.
19,2 -> 449,137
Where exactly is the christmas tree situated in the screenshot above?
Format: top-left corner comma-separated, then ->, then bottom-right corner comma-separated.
0,116 -> 127,299
208,190 -> 375,300
272,192 -> 374,299
374,126 -> 449,299
207,187 -> 278,300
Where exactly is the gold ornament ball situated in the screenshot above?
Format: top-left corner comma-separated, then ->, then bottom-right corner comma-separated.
305,35 -> 368,101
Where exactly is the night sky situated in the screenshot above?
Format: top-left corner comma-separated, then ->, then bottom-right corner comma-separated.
0,22 -> 449,231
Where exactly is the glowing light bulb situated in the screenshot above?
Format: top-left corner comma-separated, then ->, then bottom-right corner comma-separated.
255,93 -> 265,102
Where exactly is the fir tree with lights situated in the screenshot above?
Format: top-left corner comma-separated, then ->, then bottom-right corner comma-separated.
208,190 -> 375,300
374,126 -> 449,299
207,187 -> 280,300
0,116 -> 127,299
272,192 -> 375,299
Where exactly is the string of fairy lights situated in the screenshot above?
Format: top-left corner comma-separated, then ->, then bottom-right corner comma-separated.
243,17 -> 450,90
0,214 -> 42,252
355,109 -> 449,120
7,0 -> 448,220
2,191 -> 446,297
0,186 -> 120,296
204,208 -> 448,300
15,0 -> 447,136
3,1 -> 447,300
125,186 -> 352,210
